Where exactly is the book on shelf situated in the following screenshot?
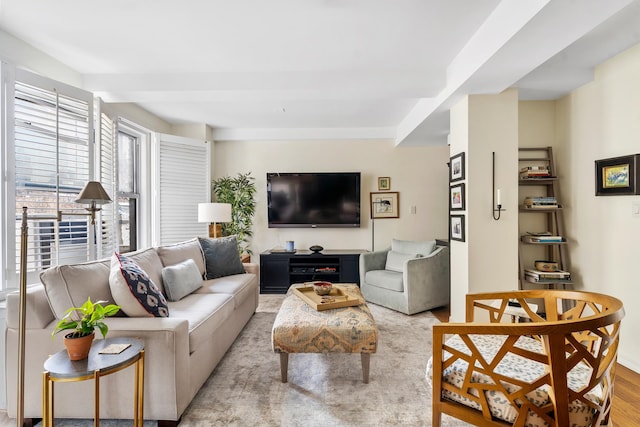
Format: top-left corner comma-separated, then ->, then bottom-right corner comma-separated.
525,276 -> 572,284
521,235 -> 564,243
520,166 -> 552,179
523,196 -> 558,209
525,268 -> 571,280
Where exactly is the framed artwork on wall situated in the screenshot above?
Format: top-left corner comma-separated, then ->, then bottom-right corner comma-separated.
370,192 -> 399,219
377,177 -> 391,191
450,183 -> 465,211
450,152 -> 465,182
595,154 -> 640,195
450,215 -> 465,242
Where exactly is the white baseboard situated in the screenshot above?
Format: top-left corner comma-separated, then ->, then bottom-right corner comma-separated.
618,354 -> 640,374
0,303 -> 6,410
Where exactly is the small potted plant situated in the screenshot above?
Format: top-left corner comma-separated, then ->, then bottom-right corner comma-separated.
52,297 -> 121,360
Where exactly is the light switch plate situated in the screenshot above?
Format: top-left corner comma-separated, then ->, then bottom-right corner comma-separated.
633,202 -> 640,218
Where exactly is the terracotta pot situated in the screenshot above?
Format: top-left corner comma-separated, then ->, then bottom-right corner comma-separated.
63,332 -> 95,361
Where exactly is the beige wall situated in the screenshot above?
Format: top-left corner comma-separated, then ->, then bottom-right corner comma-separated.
213,139 -> 450,256
553,43 -> 640,371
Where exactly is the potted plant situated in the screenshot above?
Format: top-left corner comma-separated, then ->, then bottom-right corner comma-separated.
211,172 -> 257,259
52,297 -> 121,360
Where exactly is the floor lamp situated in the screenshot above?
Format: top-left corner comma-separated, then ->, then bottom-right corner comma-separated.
198,202 -> 232,238
17,181 -> 111,426
370,199 -> 391,251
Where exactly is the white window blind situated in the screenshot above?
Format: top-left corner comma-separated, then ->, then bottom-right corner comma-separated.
13,77 -> 93,285
98,107 -> 117,259
156,135 -> 210,245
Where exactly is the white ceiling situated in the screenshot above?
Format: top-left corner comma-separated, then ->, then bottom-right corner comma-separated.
1,0 -> 639,145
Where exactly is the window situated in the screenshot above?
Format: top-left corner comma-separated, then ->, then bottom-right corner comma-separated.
2,70 -> 95,291
116,130 -> 140,253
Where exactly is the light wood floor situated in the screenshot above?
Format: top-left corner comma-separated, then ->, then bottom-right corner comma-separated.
431,306 -> 640,427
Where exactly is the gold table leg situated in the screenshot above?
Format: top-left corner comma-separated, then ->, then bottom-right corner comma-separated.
94,370 -> 100,427
134,350 -> 145,427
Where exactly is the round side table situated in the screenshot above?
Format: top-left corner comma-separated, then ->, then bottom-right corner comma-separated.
42,337 -> 144,427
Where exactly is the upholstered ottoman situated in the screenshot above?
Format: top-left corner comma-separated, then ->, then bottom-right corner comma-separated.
271,283 -> 378,383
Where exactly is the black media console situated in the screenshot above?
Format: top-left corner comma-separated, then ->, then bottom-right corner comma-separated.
259,249 -> 367,294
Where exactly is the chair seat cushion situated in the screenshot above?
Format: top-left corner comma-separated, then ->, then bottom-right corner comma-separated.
364,269 -> 404,292
426,334 -> 600,427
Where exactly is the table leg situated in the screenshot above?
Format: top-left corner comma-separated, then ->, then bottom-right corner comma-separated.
135,350 -> 145,427
42,371 -> 52,427
361,353 -> 370,384
94,370 -> 100,427
279,353 -> 289,383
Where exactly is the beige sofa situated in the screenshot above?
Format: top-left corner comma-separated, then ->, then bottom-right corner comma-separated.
5,237 -> 259,426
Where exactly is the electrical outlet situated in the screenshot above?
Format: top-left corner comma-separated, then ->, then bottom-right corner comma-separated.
633,202 -> 640,218
411,205 -> 417,214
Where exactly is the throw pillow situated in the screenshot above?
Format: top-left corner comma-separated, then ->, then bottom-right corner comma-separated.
162,259 -> 203,301
385,250 -> 421,273
109,252 -> 169,317
391,239 -> 436,256
198,235 -> 246,280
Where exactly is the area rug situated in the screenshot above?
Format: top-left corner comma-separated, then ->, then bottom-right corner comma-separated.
20,296 -> 470,426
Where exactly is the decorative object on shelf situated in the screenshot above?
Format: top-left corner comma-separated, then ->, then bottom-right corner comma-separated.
309,245 -> 324,253
51,297 -> 121,360
211,172 -> 257,256
285,240 -> 295,252
450,183 -> 465,211
449,152 -> 465,182
198,202 -> 232,238
450,215 -> 465,242
595,154 -> 640,196
492,152 -> 503,220
377,176 -> 391,190
16,180 -> 112,426
535,260 -> 559,272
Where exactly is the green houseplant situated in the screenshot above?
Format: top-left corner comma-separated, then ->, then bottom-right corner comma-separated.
211,172 -> 257,258
52,297 -> 121,360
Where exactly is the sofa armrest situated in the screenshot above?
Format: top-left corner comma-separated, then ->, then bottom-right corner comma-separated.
243,262 -> 259,286
6,284 -> 55,329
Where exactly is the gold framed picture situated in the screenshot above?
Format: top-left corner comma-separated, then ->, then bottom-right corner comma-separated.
378,177 -> 391,191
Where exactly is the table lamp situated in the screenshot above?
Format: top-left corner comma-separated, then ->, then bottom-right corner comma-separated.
198,202 -> 232,238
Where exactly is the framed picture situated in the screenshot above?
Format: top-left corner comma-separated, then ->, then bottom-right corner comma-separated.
450,152 -> 465,182
370,192 -> 399,219
450,183 -> 465,211
595,154 -> 640,196
450,215 -> 465,242
378,176 -> 391,191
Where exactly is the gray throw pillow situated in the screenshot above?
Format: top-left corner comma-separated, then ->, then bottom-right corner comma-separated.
385,250 -> 420,272
161,259 -> 203,301
198,235 -> 246,280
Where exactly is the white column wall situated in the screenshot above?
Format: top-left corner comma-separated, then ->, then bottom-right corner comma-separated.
449,89 -> 520,322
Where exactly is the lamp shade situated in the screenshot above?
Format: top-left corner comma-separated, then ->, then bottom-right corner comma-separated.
198,203 -> 232,223
75,181 -> 112,204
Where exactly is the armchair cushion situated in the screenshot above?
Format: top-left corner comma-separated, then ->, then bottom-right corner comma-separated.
364,269 -> 404,292
385,250 -> 420,272
391,239 -> 436,256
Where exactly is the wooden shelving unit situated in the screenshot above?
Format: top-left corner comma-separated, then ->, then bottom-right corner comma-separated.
518,147 -> 572,289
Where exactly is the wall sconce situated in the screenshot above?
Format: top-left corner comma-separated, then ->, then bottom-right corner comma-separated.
198,202 -> 232,238
492,152 -> 503,221
16,181 -> 111,426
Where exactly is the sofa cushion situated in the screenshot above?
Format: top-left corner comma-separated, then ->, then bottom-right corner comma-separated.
156,237 -> 206,276
162,259 -> 203,302
196,272 -> 257,309
109,253 -> 169,317
385,250 -> 421,272
168,293 -> 234,353
365,269 -> 404,292
125,247 -> 166,295
40,258 -> 113,319
391,239 -> 436,256
198,236 -> 246,279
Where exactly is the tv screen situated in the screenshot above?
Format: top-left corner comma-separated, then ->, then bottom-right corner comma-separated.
267,172 -> 361,228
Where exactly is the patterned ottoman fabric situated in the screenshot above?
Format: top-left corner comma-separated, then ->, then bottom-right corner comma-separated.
426,334 -> 601,427
272,284 -> 378,354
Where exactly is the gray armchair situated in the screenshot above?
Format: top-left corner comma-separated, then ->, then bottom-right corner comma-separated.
359,239 -> 449,315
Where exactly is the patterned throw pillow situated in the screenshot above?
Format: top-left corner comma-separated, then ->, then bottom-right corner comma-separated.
109,252 -> 169,317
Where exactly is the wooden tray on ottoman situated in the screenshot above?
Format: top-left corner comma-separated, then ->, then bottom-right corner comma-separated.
292,285 -> 362,311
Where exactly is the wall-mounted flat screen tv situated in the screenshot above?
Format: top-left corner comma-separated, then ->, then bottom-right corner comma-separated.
267,172 -> 361,228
